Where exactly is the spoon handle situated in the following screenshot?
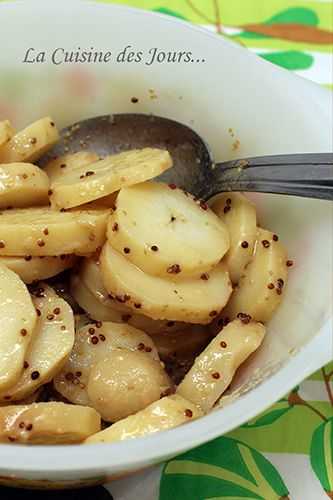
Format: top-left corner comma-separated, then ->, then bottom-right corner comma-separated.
208,153 -> 333,201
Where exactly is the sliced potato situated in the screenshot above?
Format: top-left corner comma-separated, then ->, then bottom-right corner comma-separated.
211,193 -> 257,284
44,151 -> 99,182
177,319 -> 265,412
53,322 -> 159,406
85,394 -> 202,444
0,402 -> 100,444
0,284 -> 75,402
0,207 -> 110,256
0,163 -> 50,209
0,117 -> 59,163
152,325 -> 212,360
222,228 -> 288,323
0,120 -> 15,149
108,182 -> 229,278
100,243 -> 232,324
78,257 -> 130,314
1,255 -> 77,284
49,148 -> 173,209
87,351 -> 172,422
71,274 -> 125,322
76,258 -> 187,333
0,264 -> 37,391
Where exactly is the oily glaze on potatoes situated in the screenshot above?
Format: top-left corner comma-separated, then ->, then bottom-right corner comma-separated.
50,149 -> 173,209
177,319 -> 265,412
87,350 -> 171,422
0,402 -> 100,444
100,243 -> 232,324
0,207 -> 110,256
44,151 -> 100,183
54,322 -> 159,406
222,228 -> 288,323
76,257 -> 187,333
0,264 -> 37,392
85,395 -> 202,444
1,255 -> 77,284
108,182 -> 230,278
211,192 -> 257,284
0,285 -> 74,402
0,117 -> 59,164
0,163 -> 50,209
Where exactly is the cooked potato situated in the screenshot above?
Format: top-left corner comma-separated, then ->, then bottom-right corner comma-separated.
78,257 -> 130,313
87,351 -> 172,422
49,148 -> 173,209
0,163 -> 50,209
76,258 -> 187,333
211,193 -> 257,284
0,285 -> 74,402
222,228 -> 288,323
0,402 -> 101,444
54,322 -> 159,406
108,182 -> 229,278
1,255 -> 77,284
0,264 -> 37,392
100,243 -> 232,324
71,274 -> 125,322
85,394 -> 202,444
152,325 -> 212,359
0,117 -> 59,163
0,120 -> 15,149
0,207 -> 110,256
44,151 -> 99,182
177,319 -> 265,412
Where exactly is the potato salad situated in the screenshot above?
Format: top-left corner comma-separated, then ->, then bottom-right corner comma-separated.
0,117 -> 292,445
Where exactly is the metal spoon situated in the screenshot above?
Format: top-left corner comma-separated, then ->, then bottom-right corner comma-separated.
41,114 -> 333,201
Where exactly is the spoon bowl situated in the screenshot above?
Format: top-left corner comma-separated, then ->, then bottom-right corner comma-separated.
41,114 -> 333,201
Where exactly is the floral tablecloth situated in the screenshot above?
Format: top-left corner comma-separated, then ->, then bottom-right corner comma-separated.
100,1 -> 332,499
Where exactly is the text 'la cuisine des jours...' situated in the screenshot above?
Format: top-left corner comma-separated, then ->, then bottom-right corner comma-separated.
22,46 -> 206,66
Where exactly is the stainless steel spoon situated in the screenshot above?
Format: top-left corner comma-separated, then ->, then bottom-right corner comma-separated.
41,114 -> 333,201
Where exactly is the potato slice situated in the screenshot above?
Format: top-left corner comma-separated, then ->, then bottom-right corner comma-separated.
0,207 -> 110,256
177,319 -> 265,412
87,351 -> 172,422
152,325 -> 212,359
0,163 -> 50,209
0,120 -> 15,149
0,117 -> 59,163
1,255 -> 77,284
54,321 -> 159,406
71,274 -> 125,322
49,148 -> 173,209
86,394 -> 202,444
0,264 -> 37,391
100,243 -> 232,324
76,258 -> 187,333
222,228 -> 288,323
71,273 -> 188,335
0,402 -> 100,444
211,193 -> 257,284
108,182 -> 229,279
44,151 -> 99,182
0,284 -> 75,402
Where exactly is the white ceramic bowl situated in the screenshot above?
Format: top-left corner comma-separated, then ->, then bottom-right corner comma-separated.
0,0 -> 332,488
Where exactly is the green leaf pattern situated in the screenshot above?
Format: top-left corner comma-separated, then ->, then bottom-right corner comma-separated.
160,437 -> 289,499
310,418 -> 333,495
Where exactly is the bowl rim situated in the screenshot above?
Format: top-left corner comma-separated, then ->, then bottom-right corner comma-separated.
0,0 -> 331,474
